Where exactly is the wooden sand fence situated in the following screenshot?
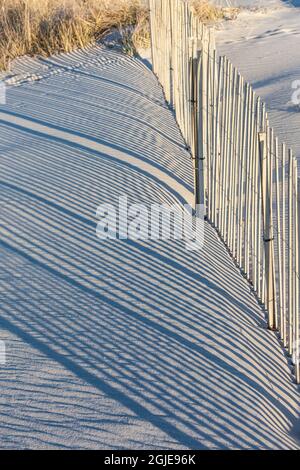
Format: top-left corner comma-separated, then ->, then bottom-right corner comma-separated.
149,0 -> 300,383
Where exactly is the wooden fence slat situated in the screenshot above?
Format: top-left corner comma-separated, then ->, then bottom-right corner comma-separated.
282,143 -> 287,346
259,129 -> 276,330
255,98 -> 263,300
275,138 -> 284,336
296,177 -> 300,383
236,77 -> 245,266
215,56 -> 224,228
228,67 -> 238,251
251,97 -> 259,291
232,73 -> 242,259
288,149 -> 294,353
293,159 -> 299,377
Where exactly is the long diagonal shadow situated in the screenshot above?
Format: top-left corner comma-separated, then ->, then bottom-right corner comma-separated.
0,236 -> 295,424
0,111 -> 193,207
0,180 -> 270,328
0,313 -> 204,449
38,57 -> 167,109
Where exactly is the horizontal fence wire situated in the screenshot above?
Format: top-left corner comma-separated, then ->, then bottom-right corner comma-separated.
149,0 -> 300,383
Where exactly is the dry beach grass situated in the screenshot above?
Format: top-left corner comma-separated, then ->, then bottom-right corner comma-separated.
0,0 -> 149,69
0,0 -> 238,70
191,0 -> 239,23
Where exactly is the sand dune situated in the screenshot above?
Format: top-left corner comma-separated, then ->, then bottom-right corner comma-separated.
0,45 -> 299,449
215,0 -> 300,159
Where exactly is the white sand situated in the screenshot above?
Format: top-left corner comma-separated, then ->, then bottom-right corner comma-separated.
0,45 -> 299,449
214,0 -> 300,159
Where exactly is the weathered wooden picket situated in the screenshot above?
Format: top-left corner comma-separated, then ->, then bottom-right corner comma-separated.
149,0 -> 300,383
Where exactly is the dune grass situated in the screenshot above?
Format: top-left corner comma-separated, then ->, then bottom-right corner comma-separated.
0,0 -> 150,70
0,0 -> 238,71
191,1 -> 239,22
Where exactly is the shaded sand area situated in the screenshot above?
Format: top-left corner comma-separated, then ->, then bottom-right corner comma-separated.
215,0 -> 300,158
0,46 -> 299,449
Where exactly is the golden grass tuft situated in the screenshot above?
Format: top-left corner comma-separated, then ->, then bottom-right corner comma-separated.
0,1 -> 239,71
191,0 -> 239,23
0,0 -> 150,70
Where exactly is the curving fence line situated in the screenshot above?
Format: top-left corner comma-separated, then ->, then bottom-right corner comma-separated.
149,0 -> 300,383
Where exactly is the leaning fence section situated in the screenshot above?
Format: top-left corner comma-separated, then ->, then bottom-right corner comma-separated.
149,0 -> 300,383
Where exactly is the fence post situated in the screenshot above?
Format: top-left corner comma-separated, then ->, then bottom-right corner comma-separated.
275,138 -> 284,336
282,143 -> 287,346
259,131 -> 276,330
190,55 -> 200,209
288,150 -> 294,354
196,50 -> 207,211
296,177 -> 300,383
